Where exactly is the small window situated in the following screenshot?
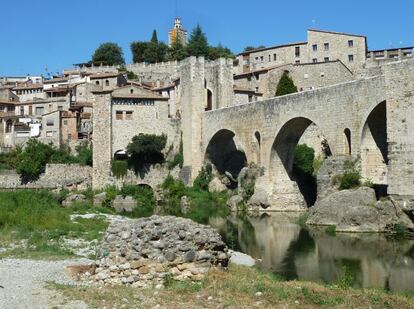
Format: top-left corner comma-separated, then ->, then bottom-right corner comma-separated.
255,74 -> 260,81
20,107 -> 24,116
248,95 -> 253,103
46,131 -> 53,137
295,60 -> 300,64
320,72 -> 325,77
304,73 -> 309,79
268,55 -> 271,62
348,54 -> 354,62
35,106 -> 44,115
126,111 -> 133,120
295,46 -> 300,57
348,40 -> 354,48
96,81 -> 100,85
105,80 -> 109,86
312,44 -> 317,52
324,57 -> 330,62
63,120 -> 68,125
247,76 -> 251,82
324,43 -> 330,51
312,58 -> 318,63
260,56 -> 264,62
46,118 -> 54,126
273,53 -> 277,61
255,57 -> 259,61
130,89 -> 134,94
116,111 -> 123,120
255,87 -> 259,92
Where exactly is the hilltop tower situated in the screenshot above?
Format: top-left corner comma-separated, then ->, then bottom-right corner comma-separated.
168,18 -> 187,47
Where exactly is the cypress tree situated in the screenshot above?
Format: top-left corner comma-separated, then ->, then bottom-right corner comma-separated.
275,71 -> 298,96
187,24 -> 209,57
151,30 -> 158,44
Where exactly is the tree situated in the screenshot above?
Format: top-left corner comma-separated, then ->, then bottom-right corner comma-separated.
207,44 -> 234,60
143,41 -> 168,63
16,139 -> 54,182
131,41 -> 149,63
275,71 -> 298,96
244,45 -> 265,52
167,39 -> 188,61
127,134 -> 167,173
151,30 -> 158,44
92,42 -> 125,66
187,24 -> 209,57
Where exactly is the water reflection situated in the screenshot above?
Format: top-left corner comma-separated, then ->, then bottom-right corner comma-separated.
210,212 -> 414,293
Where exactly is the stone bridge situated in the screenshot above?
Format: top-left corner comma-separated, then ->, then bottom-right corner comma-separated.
197,60 -> 414,210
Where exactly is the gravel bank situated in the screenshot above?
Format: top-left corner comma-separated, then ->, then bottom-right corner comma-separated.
0,258 -> 90,309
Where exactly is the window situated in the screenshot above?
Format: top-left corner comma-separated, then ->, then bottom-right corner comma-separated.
126,111 -> 133,120
295,46 -> 300,57
130,89 -> 134,94
63,120 -> 68,125
260,56 -> 264,62
348,54 -> 354,62
20,107 -> 24,116
58,106 -> 63,111
96,81 -> 100,85
35,106 -> 44,115
304,73 -> 309,79
295,60 -> 300,64
324,57 -> 330,62
255,57 -> 259,61
312,58 -> 318,63
6,120 -> 12,133
46,131 -> 53,137
348,40 -> 354,48
46,118 -> 54,126
116,111 -> 123,120
248,95 -> 253,103
312,44 -> 317,52
255,74 -> 260,81
268,55 -> 271,62
324,43 -> 330,51
247,76 -> 251,82
320,72 -> 325,77
105,80 -> 109,86
273,54 -> 277,61
255,87 -> 259,92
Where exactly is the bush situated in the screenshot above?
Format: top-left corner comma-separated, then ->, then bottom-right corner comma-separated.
275,71 -> 298,96
167,138 -> 184,169
127,134 -> 167,173
293,144 -> 315,176
111,160 -> 128,179
75,142 -> 93,166
0,147 -> 22,170
339,171 -> 361,190
193,164 -> 213,191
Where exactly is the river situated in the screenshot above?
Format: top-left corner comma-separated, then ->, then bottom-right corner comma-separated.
209,212 -> 414,293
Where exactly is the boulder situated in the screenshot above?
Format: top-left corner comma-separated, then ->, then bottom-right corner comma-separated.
93,192 -> 107,207
62,193 -> 87,207
227,195 -> 244,212
248,187 -> 270,209
307,187 -> 414,232
208,177 -> 227,192
112,195 -> 137,213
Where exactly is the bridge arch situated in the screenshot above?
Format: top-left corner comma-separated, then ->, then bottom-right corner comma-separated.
205,129 -> 248,180
360,100 -> 388,188
269,117 -> 332,207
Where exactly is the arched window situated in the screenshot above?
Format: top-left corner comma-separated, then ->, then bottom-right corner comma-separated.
105,80 -> 109,86
5,120 -> 13,133
344,128 -> 351,155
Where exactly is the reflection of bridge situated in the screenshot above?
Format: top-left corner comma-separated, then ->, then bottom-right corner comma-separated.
195,60 -> 414,210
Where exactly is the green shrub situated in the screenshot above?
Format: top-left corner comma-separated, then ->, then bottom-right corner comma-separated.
168,138 -> 184,169
293,144 -> 315,176
0,147 -> 22,170
75,142 -> 93,166
127,134 -> 167,173
339,171 -> 361,190
111,160 -> 128,179
312,155 -> 324,177
325,225 -> 336,236
193,164 -> 213,191
393,223 -> 407,238
275,71 -> 298,97
297,213 -> 309,229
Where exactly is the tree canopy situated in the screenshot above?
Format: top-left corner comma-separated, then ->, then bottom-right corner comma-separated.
275,71 -> 298,96
187,24 -> 209,58
92,42 -> 125,66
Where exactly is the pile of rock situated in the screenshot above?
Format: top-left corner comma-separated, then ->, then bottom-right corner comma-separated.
86,215 -> 229,287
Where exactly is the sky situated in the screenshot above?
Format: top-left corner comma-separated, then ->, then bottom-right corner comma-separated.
0,0 -> 413,76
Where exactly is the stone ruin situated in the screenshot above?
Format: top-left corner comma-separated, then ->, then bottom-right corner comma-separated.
84,215 -> 229,287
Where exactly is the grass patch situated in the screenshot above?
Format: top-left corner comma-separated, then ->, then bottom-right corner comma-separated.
0,190 -> 108,259
50,265 -> 414,309
325,225 -> 337,236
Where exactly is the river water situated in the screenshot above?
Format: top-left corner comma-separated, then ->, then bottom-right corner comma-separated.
210,212 -> 414,293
